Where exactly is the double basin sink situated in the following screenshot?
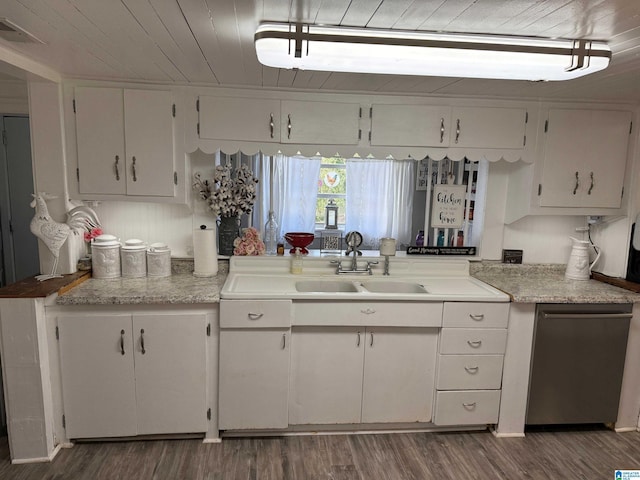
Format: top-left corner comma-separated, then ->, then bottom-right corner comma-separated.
295,279 -> 428,294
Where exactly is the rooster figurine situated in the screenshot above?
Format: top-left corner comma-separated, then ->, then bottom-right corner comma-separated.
30,192 -> 101,281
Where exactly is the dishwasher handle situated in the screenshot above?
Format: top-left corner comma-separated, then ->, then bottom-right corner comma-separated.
542,313 -> 633,320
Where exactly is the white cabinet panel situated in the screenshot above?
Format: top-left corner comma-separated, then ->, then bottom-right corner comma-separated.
198,96 -> 280,142
219,328 -> 290,430
361,327 -> 438,423
58,314 -> 137,439
74,87 -> 175,198
436,355 -> 504,390
58,312 -> 209,439
539,109 -> 632,208
439,328 -> 507,355
220,299 -> 292,328
133,314 -> 207,435
288,326 -> 364,425
442,302 -> 509,328
451,107 -> 526,149
281,100 -> 361,145
75,87 -> 126,195
370,104 -> 450,146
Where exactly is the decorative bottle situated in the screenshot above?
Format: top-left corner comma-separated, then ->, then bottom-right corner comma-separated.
437,231 -> 445,246
264,210 -> 279,255
415,230 -> 425,247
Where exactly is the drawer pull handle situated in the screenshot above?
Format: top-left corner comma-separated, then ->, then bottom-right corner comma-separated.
462,402 -> 477,410
281,334 -> 286,350
469,314 -> 484,321
140,329 -> 146,354
357,331 -> 361,347
361,308 -> 376,315
120,329 -> 125,355
464,366 -> 479,374
467,340 -> 482,348
247,312 -> 264,320
370,332 -> 374,347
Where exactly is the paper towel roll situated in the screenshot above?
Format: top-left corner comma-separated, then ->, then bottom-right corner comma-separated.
193,227 -> 218,277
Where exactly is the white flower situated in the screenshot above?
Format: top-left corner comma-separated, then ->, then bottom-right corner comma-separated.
193,164 -> 259,218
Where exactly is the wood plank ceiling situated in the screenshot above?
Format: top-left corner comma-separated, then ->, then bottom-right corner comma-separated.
2,0 -> 640,102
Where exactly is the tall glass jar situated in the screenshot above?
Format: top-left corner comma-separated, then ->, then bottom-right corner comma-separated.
264,210 -> 279,255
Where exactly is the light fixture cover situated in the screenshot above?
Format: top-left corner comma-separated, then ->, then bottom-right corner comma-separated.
255,22 -> 610,81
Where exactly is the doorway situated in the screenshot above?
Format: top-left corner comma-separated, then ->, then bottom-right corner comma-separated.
0,115 -> 39,288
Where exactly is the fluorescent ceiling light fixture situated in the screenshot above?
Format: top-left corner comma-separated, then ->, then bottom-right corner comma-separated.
255,22 -> 610,81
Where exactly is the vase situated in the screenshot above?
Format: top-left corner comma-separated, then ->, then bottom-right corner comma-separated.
218,216 -> 240,256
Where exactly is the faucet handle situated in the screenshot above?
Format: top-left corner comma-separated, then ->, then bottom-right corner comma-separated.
367,261 -> 379,265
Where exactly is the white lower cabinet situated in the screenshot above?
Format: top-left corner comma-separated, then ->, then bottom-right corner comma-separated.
57,312 -> 208,439
218,299 -> 292,430
434,302 -> 509,426
289,326 -> 439,425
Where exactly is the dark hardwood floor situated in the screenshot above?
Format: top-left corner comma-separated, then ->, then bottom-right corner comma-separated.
2,426 -> 640,479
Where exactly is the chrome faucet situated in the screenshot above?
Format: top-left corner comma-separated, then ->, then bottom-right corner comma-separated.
331,254 -> 379,275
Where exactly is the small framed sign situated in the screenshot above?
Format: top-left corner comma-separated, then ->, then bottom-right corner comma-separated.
431,184 -> 466,229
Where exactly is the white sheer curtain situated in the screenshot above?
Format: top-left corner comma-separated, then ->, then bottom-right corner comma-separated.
258,154 -> 321,237
346,158 -> 415,248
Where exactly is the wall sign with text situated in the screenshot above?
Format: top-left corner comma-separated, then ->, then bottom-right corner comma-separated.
431,184 -> 466,228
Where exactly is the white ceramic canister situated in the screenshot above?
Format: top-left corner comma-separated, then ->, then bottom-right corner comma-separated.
91,234 -> 121,279
121,239 -> 147,278
147,242 -> 171,277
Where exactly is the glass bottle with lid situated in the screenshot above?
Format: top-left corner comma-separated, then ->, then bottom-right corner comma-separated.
264,210 -> 279,255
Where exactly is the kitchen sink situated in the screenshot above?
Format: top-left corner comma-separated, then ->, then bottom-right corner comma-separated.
360,281 -> 428,294
295,280 -> 359,293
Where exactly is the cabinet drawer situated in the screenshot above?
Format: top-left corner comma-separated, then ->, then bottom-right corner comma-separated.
434,390 -> 500,426
220,299 -> 292,328
436,355 -> 504,390
443,303 -> 509,328
439,328 -> 507,355
293,301 -> 443,327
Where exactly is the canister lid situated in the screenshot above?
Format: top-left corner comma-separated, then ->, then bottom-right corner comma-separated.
148,242 -> 170,253
92,234 -> 120,247
122,238 -> 147,250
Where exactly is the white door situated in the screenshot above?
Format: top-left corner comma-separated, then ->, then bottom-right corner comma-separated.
75,87 -> 126,195
281,100 -> 361,144
370,104 -> 451,146
123,89 -> 175,197
288,326 -> 364,425
451,107 -> 526,149
58,314 -> 137,439
218,328 -> 290,430
199,96 -> 281,142
133,313 -> 208,435
361,327 -> 439,423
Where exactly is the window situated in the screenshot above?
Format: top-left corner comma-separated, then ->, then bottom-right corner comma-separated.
316,157 -> 346,227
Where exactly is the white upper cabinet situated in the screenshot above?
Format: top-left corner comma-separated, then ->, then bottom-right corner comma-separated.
539,108 -> 632,208
75,87 -> 175,197
370,104 -> 451,146
280,100 -> 361,145
198,96 -> 280,142
370,104 -> 526,149
450,106 -> 527,149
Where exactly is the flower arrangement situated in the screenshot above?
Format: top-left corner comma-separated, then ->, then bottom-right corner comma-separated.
193,164 -> 259,218
233,227 -> 265,256
83,227 -> 103,243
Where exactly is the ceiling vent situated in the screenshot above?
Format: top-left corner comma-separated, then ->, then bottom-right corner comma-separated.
0,18 -> 44,44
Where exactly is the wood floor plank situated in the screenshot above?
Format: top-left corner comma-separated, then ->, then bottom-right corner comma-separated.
2,426 -> 640,480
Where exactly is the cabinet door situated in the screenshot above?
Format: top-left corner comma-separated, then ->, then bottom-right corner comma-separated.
123,89 -> 175,197
281,100 -> 361,144
361,327 -> 438,423
75,87 -> 126,195
58,314 -> 137,439
451,106 -> 526,149
199,96 -> 280,142
539,109 -> 631,208
289,326 -> 364,424
218,328 -> 290,430
370,104 -> 451,146
133,313 -> 207,435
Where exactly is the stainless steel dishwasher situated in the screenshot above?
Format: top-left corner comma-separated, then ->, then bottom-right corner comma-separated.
526,303 -> 632,425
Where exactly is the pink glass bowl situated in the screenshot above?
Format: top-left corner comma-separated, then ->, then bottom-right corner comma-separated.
284,232 -> 315,255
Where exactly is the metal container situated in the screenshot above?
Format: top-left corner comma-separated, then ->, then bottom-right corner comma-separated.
91,234 -> 121,278
147,242 -> 171,277
121,238 -> 147,278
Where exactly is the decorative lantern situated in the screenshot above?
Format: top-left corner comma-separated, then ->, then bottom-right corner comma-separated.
325,199 -> 338,229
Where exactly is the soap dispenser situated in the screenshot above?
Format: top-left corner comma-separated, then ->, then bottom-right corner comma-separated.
291,247 -> 303,274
